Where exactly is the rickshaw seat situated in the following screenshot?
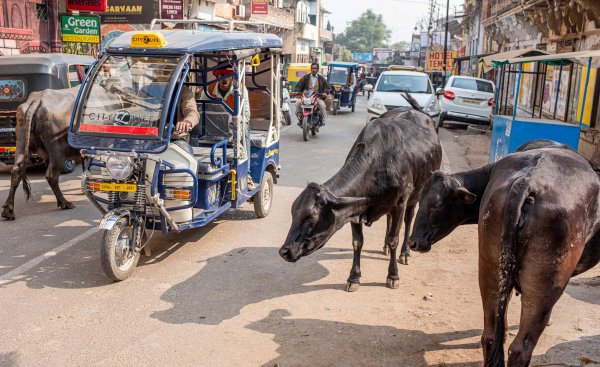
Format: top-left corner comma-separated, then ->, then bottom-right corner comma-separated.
192,145 -> 234,173
192,102 -> 234,143
250,118 -> 271,148
249,90 -> 271,120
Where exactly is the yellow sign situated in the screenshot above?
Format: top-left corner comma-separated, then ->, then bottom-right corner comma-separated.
130,32 -> 167,48
90,181 -> 137,192
62,34 -> 100,43
427,51 -> 458,71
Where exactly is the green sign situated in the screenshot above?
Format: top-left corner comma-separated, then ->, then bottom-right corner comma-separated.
60,15 -> 100,44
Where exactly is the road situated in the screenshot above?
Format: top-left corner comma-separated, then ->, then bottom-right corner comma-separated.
0,95 -> 599,366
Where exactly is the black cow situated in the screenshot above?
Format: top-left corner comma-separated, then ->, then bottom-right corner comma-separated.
279,94 -> 442,291
2,88 -> 80,220
411,145 -> 600,367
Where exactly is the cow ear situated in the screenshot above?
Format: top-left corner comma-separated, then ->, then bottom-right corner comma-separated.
456,187 -> 476,204
328,195 -> 368,210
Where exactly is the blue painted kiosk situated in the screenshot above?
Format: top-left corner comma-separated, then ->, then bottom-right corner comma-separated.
489,50 -> 600,162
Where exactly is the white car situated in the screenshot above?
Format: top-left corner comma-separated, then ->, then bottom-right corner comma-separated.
366,70 -> 441,130
439,75 -> 495,126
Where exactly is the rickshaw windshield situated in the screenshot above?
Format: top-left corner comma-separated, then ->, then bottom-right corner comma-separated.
329,67 -> 349,85
78,55 -> 180,137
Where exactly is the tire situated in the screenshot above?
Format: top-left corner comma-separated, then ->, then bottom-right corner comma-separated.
254,171 -> 274,218
311,126 -> 317,136
351,102 -> 355,112
438,115 -> 444,132
302,116 -> 309,141
62,160 -> 76,174
283,110 -> 292,125
367,91 -> 372,99
333,101 -> 339,115
100,218 -> 140,282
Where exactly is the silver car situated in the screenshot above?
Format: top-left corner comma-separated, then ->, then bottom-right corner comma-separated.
439,76 -> 495,126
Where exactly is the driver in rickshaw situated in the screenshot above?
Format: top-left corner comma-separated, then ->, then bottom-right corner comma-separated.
294,62 -> 330,126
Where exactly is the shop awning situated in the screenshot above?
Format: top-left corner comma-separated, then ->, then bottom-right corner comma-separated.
504,50 -> 600,67
482,48 -> 549,72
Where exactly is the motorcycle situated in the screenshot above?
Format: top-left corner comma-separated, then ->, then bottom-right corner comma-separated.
294,90 -> 324,141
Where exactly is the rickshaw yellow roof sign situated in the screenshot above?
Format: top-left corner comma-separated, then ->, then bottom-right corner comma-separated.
130,31 -> 167,48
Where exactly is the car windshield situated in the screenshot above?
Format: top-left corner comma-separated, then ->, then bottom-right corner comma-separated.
329,67 -> 349,85
376,74 -> 431,93
78,55 -> 180,136
451,78 -> 494,93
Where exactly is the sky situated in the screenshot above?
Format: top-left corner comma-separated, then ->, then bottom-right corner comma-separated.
321,0 -> 465,44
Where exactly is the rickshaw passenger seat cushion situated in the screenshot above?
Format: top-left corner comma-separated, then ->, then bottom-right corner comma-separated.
250,131 -> 268,148
248,90 -> 271,120
194,103 -> 234,143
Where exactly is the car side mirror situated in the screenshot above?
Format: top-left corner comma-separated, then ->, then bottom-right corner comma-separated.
435,88 -> 444,96
364,84 -> 373,92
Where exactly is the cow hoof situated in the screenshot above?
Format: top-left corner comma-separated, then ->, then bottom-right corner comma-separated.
386,278 -> 400,289
382,246 -> 389,256
1,208 -> 15,221
344,282 -> 360,292
58,201 -> 75,210
398,253 -> 410,265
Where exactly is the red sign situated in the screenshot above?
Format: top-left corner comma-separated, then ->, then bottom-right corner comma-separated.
66,0 -> 107,12
79,124 -> 158,136
252,0 -> 268,15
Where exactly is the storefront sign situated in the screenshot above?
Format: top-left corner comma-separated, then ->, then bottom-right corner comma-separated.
252,0 -> 268,15
427,51 -> 457,71
353,53 -> 373,62
160,0 -> 183,21
100,0 -> 159,24
60,15 -> 100,44
66,0 -> 107,12
372,48 -> 393,64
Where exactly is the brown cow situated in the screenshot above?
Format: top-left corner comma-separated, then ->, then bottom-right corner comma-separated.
1,88 -> 80,220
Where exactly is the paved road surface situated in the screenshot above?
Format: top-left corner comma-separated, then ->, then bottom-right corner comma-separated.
0,95 -> 598,366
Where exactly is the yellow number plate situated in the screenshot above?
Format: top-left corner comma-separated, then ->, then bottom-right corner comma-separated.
92,182 -> 137,192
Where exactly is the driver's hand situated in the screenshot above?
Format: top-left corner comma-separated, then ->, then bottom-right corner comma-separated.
175,120 -> 192,132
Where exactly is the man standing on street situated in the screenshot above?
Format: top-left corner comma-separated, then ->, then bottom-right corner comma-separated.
294,62 -> 330,126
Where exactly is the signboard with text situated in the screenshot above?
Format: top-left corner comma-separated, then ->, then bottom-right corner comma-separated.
66,0 -> 107,12
100,0 -> 159,24
60,15 -> 100,43
427,51 -> 458,71
252,0 -> 268,15
352,53 -> 373,62
372,48 -> 393,64
160,0 -> 183,29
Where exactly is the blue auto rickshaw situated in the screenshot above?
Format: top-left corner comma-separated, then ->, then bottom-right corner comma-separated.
327,62 -> 359,115
69,29 -> 283,281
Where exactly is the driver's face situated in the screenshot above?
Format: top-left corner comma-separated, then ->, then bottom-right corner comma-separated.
218,74 -> 233,90
311,65 -> 318,75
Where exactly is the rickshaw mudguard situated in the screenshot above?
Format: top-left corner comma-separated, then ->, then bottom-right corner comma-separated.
99,209 -> 131,230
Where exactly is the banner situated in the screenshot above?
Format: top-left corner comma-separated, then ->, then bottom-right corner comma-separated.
66,0 -> 107,12
100,0 -> 159,24
60,15 -> 100,43
372,48 -> 393,64
427,51 -> 457,71
252,0 -> 268,15
352,53 -> 373,62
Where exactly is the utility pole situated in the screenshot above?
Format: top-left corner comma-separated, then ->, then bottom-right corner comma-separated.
442,0 -> 450,87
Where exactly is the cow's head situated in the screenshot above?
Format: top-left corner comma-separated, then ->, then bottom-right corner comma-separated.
409,171 -> 477,253
279,183 -> 367,262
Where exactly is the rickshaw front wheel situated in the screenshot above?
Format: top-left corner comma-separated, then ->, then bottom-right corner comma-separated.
254,171 -> 274,218
100,218 -> 140,281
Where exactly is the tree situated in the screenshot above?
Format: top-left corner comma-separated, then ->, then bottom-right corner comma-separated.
335,9 -> 391,54
391,41 -> 411,52
335,46 -> 353,62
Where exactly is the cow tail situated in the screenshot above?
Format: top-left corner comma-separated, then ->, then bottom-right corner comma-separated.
20,98 -> 40,200
487,177 -> 531,367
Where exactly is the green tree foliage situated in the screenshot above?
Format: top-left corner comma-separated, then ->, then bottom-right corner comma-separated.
335,9 -> 391,53
335,46 -> 353,62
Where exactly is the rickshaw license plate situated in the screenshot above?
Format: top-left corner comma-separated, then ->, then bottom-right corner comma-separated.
92,182 -> 137,192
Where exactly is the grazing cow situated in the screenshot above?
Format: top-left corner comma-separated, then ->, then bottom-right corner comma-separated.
279,93 -> 442,291
1,88 -> 80,220
411,146 -> 600,367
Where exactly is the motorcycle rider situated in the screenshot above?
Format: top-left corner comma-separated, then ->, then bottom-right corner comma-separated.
294,62 -> 330,126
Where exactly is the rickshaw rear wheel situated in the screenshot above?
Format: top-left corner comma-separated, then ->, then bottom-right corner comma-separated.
254,171 -> 274,218
100,218 -> 140,282
61,160 -> 77,174
302,116 -> 310,141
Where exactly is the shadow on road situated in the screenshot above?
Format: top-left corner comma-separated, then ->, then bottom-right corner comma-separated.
0,351 -> 19,367
531,335 -> 600,366
247,309 -> 482,367
566,275 -> 600,305
151,246 -> 390,326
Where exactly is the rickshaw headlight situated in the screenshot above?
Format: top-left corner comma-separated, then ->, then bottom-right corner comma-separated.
106,156 -> 134,180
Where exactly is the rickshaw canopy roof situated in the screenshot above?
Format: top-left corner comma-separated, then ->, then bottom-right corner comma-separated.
501,49 -> 600,67
328,62 -> 359,69
106,30 -> 282,54
0,53 -> 95,75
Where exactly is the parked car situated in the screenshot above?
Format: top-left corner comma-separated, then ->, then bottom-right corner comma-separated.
438,75 -> 495,126
0,53 -> 94,172
366,70 -> 441,131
